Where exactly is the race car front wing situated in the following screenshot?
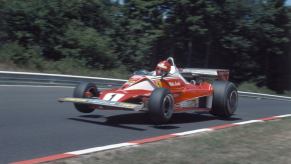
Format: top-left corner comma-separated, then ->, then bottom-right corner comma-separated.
58,97 -> 145,111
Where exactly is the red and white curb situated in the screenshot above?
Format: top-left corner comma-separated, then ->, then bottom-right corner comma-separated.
11,114 -> 291,164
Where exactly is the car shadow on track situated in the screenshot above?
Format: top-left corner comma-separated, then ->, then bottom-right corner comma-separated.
68,113 -> 241,131
69,117 -> 147,131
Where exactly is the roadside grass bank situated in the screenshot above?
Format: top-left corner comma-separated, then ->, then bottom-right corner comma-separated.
238,82 -> 291,97
46,117 -> 291,164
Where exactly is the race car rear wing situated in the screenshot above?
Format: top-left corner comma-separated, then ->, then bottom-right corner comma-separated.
180,68 -> 229,81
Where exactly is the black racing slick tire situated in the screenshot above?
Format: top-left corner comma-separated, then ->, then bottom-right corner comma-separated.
73,82 -> 99,113
211,81 -> 238,118
148,88 -> 174,124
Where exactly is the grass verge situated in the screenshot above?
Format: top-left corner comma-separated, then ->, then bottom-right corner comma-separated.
239,82 -> 291,97
45,118 -> 291,164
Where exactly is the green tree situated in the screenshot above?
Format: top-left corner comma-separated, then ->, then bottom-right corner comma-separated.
112,0 -> 167,70
160,0 -> 290,92
0,0 -> 290,92
248,0 -> 290,93
0,0 -> 117,68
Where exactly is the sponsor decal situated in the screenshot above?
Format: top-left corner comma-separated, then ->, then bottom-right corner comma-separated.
173,93 -> 181,98
168,81 -> 181,87
89,99 -> 118,105
127,79 -> 136,83
109,102 -> 117,105
156,80 -> 163,87
120,103 -> 137,109
89,99 -> 106,104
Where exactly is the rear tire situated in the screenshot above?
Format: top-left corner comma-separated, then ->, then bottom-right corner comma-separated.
148,88 -> 174,124
73,82 -> 99,113
211,81 -> 238,118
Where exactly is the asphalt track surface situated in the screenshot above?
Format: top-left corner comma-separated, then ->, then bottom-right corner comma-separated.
0,86 -> 290,164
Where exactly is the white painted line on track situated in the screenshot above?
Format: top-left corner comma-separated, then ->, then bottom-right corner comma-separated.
275,114 -> 291,118
238,91 -> 291,99
66,143 -> 136,155
174,128 -> 213,136
233,120 -> 264,125
11,114 -> 291,164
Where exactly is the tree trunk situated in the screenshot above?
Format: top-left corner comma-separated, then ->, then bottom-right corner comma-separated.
288,40 -> 291,90
187,39 -> 193,67
204,34 -> 212,68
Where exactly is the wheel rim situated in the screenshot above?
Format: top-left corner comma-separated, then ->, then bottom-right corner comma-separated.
84,87 -> 97,109
162,95 -> 173,118
84,87 -> 96,98
227,90 -> 238,113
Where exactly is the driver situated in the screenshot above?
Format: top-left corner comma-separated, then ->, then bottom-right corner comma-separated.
155,60 -> 171,76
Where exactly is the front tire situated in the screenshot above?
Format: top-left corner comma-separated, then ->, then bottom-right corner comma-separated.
73,82 -> 99,113
148,88 -> 174,124
211,81 -> 238,118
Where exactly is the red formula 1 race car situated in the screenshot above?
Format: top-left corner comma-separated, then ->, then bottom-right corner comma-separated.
59,57 -> 238,124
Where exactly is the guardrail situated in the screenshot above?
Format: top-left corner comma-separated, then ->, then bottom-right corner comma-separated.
0,71 -> 290,101
0,71 -> 127,87
238,91 -> 291,102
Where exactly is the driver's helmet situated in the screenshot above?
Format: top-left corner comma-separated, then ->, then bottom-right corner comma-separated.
155,60 -> 171,76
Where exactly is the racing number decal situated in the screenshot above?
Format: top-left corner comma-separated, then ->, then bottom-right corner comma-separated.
103,93 -> 124,101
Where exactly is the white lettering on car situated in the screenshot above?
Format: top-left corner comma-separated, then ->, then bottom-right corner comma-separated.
168,81 -> 181,87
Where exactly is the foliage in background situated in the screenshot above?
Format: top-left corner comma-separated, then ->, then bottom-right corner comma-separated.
0,0 -> 117,68
0,0 -> 290,93
239,82 -> 291,96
